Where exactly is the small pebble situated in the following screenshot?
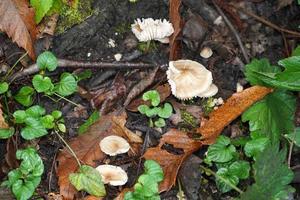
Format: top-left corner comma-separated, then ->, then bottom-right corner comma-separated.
200,47 -> 213,59
114,53 -> 122,61
236,82 -> 244,92
108,38 -> 116,48
87,52 -> 91,57
213,16 -> 223,25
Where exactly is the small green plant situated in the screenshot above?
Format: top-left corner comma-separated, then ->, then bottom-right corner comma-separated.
78,111 -> 100,134
124,160 -> 164,200
11,105 -> 65,140
2,147 -> 44,200
138,90 -> 173,128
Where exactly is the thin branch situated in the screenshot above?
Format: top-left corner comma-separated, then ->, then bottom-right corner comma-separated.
9,59 -> 157,82
230,4 -> 300,37
212,0 -> 250,63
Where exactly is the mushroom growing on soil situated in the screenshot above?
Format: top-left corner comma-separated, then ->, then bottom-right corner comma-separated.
167,59 -> 218,99
96,165 -> 128,186
99,135 -> 130,156
131,18 -> 174,43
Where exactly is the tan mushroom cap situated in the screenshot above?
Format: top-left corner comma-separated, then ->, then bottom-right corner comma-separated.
99,135 -> 130,156
96,165 -> 128,186
200,47 -> 213,59
167,60 -> 213,99
198,84 -> 218,98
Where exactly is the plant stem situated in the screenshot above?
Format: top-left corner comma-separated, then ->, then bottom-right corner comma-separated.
54,131 -> 82,167
4,52 -> 28,81
200,165 -> 243,194
53,93 -> 80,107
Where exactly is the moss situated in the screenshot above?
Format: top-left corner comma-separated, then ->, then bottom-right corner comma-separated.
56,0 -> 94,34
114,23 -> 131,35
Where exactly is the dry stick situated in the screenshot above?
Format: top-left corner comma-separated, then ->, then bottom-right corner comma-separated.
230,4 -> 300,37
212,0 -> 250,63
9,59 -> 157,82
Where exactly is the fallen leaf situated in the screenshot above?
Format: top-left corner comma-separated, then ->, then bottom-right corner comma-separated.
0,104 -> 8,129
47,193 -> 63,200
0,0 -> 37,59
169,0 -> 183,60
124,67 -> 159,106
143,129 -> 202,192
57,113 -> 141,200
37,14 -> 59,37
198,86 -> 273,144
276,0 -> 293,10
83,196 -> 103,200
126,83 -> 171,112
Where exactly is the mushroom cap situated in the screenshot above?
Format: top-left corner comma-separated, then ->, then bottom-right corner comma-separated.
167,60 -> 213,99
197,84 -> 218,97
200,47 -> 213,59
96,165 -> 128,186
131,18 -> 174,43
99,135 -> 130,156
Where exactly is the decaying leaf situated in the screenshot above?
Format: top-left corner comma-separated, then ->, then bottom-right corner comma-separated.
169,0 -> 183,60
276,0 -> 294,10
0,104 -> 8,129
143,129 -> 202,192
126,83 -> 171,112
57,113 -> 141,200
198,86 -> 273,144
0,0 -> 37,59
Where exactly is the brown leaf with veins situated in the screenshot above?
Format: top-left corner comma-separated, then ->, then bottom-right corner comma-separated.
57,113 -> 141,200
143,86 -> 272,192
0,104 -> 8,129
0,0 -> 37,59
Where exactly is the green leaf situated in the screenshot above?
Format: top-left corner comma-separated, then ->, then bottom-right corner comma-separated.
69,165 -> 106,197
0,128 -> 15,139
216,168 -> 239,193
157,103 -> 173,119
242,90 -> 296,143
291,45 -> 300,56
16,148 -> 44,177
30,0 -> 54,23
13,110 -> 27,123
244,136 -> 269,158
36,51 -> 58,71
78,111 -> 100,134
154,118 -> 166,128
57,123 -> 66,133
12,179 -> 37,200
51,110 -> 62,119
206,136 -> 236,163
240,145 -> 294,200
138,105 -> 150,115
144,160 -> 164,183
14,86 -> 35,107
54,72 -> 77,96
25,105 -> 46,118
0,82 -> 9,94
76,69 -> 92,81
142,90 -> 160,107
32,75 -> 53,93
21,118 -> 48,140
145,107 -> 160,118
41,115 -> 55,129
228,161 -> 250,180
136,174 -> 159,197
285,127 -> 300,147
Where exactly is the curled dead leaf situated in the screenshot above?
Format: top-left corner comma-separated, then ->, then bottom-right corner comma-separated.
0,104 -> 8,129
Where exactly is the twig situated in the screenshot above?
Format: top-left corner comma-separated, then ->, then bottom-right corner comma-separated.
9,59 -> 158,82
230,4 -> 300,37
212,0 -> 250,63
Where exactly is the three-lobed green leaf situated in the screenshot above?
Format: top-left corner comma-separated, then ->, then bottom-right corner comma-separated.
206,136 -> 236,163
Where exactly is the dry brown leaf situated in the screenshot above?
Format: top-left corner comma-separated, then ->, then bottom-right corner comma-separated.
83,196 -> 103,200
126,83 -> 171,112
0,0 -> 37,60
0,104 -> 8,129
169,0 -> 183,60
57,113 -> 141,200
276,0 -> 293,10
198,86 -> 272,144
143,86 -> 272,192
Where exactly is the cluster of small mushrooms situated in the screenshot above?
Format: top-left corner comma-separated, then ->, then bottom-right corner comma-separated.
131,18 -> 218,100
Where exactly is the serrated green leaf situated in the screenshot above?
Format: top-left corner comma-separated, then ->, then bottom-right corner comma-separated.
0,82 -> 9,94
292,45 -> 300,56
17,148 -> 44,177
228,161 -> 250,180
154,118 -> 165,128
13,110 -> 27,123
30,0 -> 54,23
0,128 -> 15,139
242,90 -> 296,143
244,137 -> 269,158
240,145 -> 294,200
37,51 -> 58,71
145,107 -> 160,118
285,127 -> 300,147
21,118 -> 48,140
41,115 -> 55,129
206,136 -> 236,163
14,86 -> 35,107
54,72 -> 77,96
216,168 -> 239,193
32,75 -> 53,93
69,165 -> 106,197
142,90 -> 160,107
138,105 -> 150,115
157,103 -> 173,119
78,111 -> 100,134
25,105 -> 46,118
136,174 -> 159,197
51,110 -> 62,119
144,160 -> 164,182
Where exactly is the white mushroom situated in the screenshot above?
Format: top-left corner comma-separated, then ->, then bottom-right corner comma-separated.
131,18 -> 174,43
200,47 -> 213,59
99,135 -> 130,156
167,60 -> 218,99
96,165 -> 128,186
